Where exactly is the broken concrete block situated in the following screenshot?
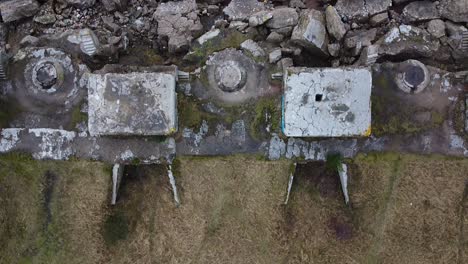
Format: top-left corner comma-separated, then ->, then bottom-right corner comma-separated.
282,67 -> 372,137
59,0 -> 96,9
427,19 -> 446,39
87,68 -> 178,136
0,0 -> 40,23
369,12 -> 389,26
291,9 -> 329,56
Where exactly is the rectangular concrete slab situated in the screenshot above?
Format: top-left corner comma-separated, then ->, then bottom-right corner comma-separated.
283,67 -> 372,137
88,72 -> 177,136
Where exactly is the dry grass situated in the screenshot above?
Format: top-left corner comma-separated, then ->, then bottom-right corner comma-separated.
0,153 -> 111,263
1,153 -> 468,264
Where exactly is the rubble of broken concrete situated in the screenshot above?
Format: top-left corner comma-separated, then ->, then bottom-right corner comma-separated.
0,0 -> 467,164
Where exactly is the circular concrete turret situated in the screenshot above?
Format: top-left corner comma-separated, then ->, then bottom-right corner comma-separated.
214,60 -> 247,93
395,59 -> 430,94
32,60 -> 65,93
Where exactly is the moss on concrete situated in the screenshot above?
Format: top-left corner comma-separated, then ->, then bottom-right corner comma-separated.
0,97 -> 21,128
250,97 -> 281,140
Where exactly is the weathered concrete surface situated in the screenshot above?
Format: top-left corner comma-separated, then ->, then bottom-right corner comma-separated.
402,1 -> 440,22
0,128 -> 176,163
87,71 -> 177,136
283,67 -> 372,137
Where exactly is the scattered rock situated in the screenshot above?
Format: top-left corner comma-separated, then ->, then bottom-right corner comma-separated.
266,32 -> 284,43
291,9 -> 329,56
402,1 -> 439,22
325,5 -> 347,41
59,0 -> 95,9
101,0 -> 127,12
34,14 -> 57,25
0,0 -> 40,23
196,28 -> 220,45
439,0 -> 468,23
335,0 -> 392,22
241,39 -> 265,58
427,19 -> 446,38
290,0 -> 306,9
153,0 -> 203,54
328,43 -> 340,57
269,49 -> 282,64
377,25 -> 440,58
370,12 -> 388,26
344,28 -> 377,49
229,21 -> 249,31
248,10 -> 273,27
266,8 -> 299,30
223,0 -> 265,21
20,35 -> 39,47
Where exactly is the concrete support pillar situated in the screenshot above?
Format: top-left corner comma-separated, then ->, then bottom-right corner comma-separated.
111,164 -> 123,205
167,165 -> 180,206
284,163 -> 296,205
339,163 -> 349,204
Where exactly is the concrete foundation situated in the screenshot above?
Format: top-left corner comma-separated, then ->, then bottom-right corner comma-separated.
282,67 -> 372,137
88,69 -> 178,136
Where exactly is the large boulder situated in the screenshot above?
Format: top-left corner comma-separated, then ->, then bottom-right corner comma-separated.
402,1 -> 439,22
377,25 -> 440,57
291,10 -> 329,56
439,0 -> 468,23
0,0 -> 40,23
335,0 -> 392,21
223,0 -> 265,21
325,5 -> 346,41
153,0 -> 203,54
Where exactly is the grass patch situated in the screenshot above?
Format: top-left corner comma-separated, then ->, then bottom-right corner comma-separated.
103,211 -> 129,246
68,103 -> 88,130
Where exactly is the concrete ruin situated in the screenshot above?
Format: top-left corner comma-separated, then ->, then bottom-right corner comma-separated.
282,67 -> 372,137
87,67 -> 178,136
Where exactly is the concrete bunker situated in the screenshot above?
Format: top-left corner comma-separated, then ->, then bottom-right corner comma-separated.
282,67 -> 372,137
87,66 -> 180,136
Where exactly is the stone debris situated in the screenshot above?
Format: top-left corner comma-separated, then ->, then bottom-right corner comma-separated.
465,96 -> 468,133
427,19 -> 446,39
369,12 -> 389,26
240,39 -> 265,58
153,0 -> 203,54
248,10 -> 273,27
0,0 -> 40,23
283,67 -> 372,137
66,28 -> 101,56
269,49 -> 282,64
377,25 -> 440,58
402,1 -> 440,23
291,9 -> 329,56
335,0 -> 392,21
325,5 -> 347,41
439,0 -> 468,23
58,0 -> 96,9
87,69 -> 178,136
101,0 -> 127,12
265,8 -> 299,30
223,0 -> 265,21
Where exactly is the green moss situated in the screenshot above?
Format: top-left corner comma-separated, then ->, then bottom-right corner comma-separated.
430,110 -> 445,127
69,103 -> 88,130
178,96 -> 203,129
102,211 -> 129,246
325,153 -> 344,173
131,158 -> 141,166
250,98 -> 281,140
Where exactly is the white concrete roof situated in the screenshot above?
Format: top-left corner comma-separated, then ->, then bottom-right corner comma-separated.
283,67 -> 372,137
88,72 -> 177,136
